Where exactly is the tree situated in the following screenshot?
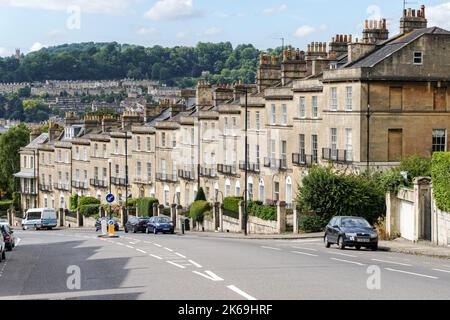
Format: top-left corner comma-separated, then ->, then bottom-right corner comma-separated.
0,124 -> 31,195
195,187 -> 207,201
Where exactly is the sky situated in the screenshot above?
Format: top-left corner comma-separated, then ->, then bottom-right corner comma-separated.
0,0 -> 450,57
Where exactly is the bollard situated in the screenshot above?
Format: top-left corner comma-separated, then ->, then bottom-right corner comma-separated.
180,217 -> 185,235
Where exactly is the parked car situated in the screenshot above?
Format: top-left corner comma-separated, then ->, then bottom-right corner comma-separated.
146,216 -> 174,234
124,217 -> 150,233
0,219 -> 9,227
0,227 -> 5,262
0,225 -> 15,251
324,216 -> 378,251
22,208 -> 57,230
95,218 -> 119,232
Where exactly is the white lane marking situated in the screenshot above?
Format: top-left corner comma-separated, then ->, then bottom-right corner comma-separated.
385,268 -> 438,279
129,242 -> 137,245
126,245 -> 134,249
189,260 -> 202,268
167,261 -> 186,269
116,242 -> 124,246
261,246 -> 282,251
193,270 -> 224,282
154,243 -> 162,247
164,247 -> 174,252
372,259 -> 412,267
227,285 -> 257,301
291,246 -> 317,252
175,252 -> 186,259
291,251 -> 318,257
150,254 -> 163,260
432,268 -> 450,274
136,249 -> 147,254
16,238 -> 21,247
143,241 -> 152,244
331,258 -> 365,266
328,251 -> 358,258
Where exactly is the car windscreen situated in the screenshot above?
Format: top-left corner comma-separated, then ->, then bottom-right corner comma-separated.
341,218 -> 371,228
27,212 -> 41,220
155,217 -> 171,223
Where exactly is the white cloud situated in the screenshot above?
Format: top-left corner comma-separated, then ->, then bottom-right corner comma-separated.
144,0 -> 201,21
0,0 -> 135,15
137,27 -> 157,36
0,47 -> 10,57
204,27 -> 222,37
263,4 -> 287,16
294,24 -> 327,38
218,12 -> 245,19
176,31 -> 188,38
29,42 -> 46,52
428,2 -> 450,29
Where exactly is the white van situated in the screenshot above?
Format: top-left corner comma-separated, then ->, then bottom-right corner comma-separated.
22,208 -> 57,230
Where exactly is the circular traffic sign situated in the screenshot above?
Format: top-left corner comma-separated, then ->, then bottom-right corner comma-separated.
108,220 -> 115,226
106,193 -> 115,204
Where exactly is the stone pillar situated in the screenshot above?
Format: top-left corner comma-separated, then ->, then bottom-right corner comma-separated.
158,204 -> 165,216
213,202 -> 220,231
293,207 -> 299,234
219,203 -> 224,232
152,203 -> 158,217
239,201 -> 245,232
171,204 -> 177,227
59,208 -> 65,227
6,209 -> 12,227
413,177 -> 432,241
176,205 -> 183,231
277,201 -> 287,234
76,209 -> 83,228
385,192 -> 398,238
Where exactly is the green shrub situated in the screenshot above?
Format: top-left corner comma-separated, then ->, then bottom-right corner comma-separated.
400,155 -> 431,179
78,196 -> 100,208
136,197 -> 159,216
195,187 -> 207,201
79,204 -> 100,217
379,168 -> 408,193
128,198 -> 139,208
0,200 -> 12,211
69,194 -> 79,211
298,215 -> 327,233
297,166 -> 385,225
223,197 -> 243,214
432,152 -> 450,211
189,200 -> 211,222
248,201 -> 277,221
12,192 -> 21,211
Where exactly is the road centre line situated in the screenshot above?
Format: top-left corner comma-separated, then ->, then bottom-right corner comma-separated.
291,251 -> 318,257
150,254 -> 163,260
164,247 -> 174,252
175,253 -> 186,258
328,251 -> 358,258
227,285 -> 257,301
136,249 -> 147,254
371,259 -> 412,267
188,260 -> 202,268
432,268 -> 450,274
126,245 -> 134,249
167,261 -> 186,269
385,268 -> 438,279
331,258 -> 365,266
261,246 -> 282,251
291,246 -> 317,252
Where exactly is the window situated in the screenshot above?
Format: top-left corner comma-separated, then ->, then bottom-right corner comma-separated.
75,169 -> 80,181
312,135 -> 318,163
57,150 -> 62,162
246,111 -> 250,129
256,145 -> 260,164
94,144 -> 98,157
146,137 -> 151,151
345,128 -> 353,161
299,134 -> 305,156
271,139 -> 276,160
274,182 -> 280,201
312,96 -> 318,118
115,164 -> 120,176
232,117 -> 237,136
114,140 -> 119,154
83,170 -> 88,182
94,167 -> 99,180
102,168 -> 107,179
172,135 -> 176,148
83,148 -> 88,161
161,160 -> 167,174
330,87 -> 338,111
190,128 -> 195,144
345,87 -> 352,111
271,104 -> 276,125
75,146 -> 80,160
58,171 -> 62,183
432,129 -> 447,152
255,111 -> 260,130
224,117 -> 228,135
30,156 -> 34,169
211,123 -> 216,139
172,160 -> 177,177
161,132 -> 166,147
281,104 -> 287,125
281,141 -> 287,167
330,128 -> 338,160
136,136 -> 141,150
103,144 -> 107,158
299,97 -> 306,118
47,154 -> 51,165
136,161 -> 142,176
413,52 -> 423,65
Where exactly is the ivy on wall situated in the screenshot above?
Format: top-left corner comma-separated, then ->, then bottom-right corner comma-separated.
431,152 -> 450,212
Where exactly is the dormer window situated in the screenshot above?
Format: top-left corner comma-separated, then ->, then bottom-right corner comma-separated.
413,52 -> 423,65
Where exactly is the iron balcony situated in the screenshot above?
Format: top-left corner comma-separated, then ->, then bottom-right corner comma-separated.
178,169 -> 196,181
322,148 -> 353,163
155,173 -> 178,183
292,153 -> 317,167
200,167 -> 218,178
53,183 -> 70,191
39,184 -> 53,192
133,177 -> 153,185
90,179 -> 108,188
217,164 -> 237,176
239,161 -> 260,173
71,181 -> 89,190
111,177 -> 127,186
264,157 -> 288,170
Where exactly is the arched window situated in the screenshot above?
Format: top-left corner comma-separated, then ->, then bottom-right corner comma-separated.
164,185 -> 170,206
225,179 -> 231,197
286,177 -> 293,207
247,176 -> 254,200
235,180 -> 241,197
259,178 -> 265,203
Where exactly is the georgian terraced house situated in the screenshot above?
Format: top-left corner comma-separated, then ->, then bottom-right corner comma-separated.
16,5 -> 450,212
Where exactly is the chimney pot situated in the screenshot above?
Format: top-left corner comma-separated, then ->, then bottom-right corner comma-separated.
412,9 -> 416,17
365,20 -> 369,29
421,5 -> 426,18
349,35 -> 352,43
408,8 -> 411,17
344,35 -> 348,43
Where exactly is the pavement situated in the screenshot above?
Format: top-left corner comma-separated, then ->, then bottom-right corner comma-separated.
1,228 -> 450,300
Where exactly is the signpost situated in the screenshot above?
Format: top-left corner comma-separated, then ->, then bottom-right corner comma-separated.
106,193 -> 115,204
97,193 -> 120,239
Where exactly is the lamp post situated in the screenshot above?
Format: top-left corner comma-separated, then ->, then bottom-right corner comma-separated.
125,130 -> 129,225
108,159 -> 112,220
366,84 -> 374,172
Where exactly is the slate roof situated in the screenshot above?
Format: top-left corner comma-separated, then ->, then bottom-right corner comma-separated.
25,133 -> 49,149
348,27 -> 450,69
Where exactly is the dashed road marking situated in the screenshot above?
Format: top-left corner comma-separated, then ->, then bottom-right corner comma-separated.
328,251 -> 358,258
193,270 -> 224,282
154,244 -> 162,248
126,245 -> 134,249
331,258 -> 365,266
164,247 -> 174,252
372,259 -> 412,267
291,246 -> 317,252
175,252 -> 186,259
136,249 -> 147,254
385,268 -> 438,279
227,285 -> 257,300
261,246 -> 281,251
189,260 -> 202,268
432,268 -> 450,274
167,261 -> 186,269
150,254 -> 163,260
291,251 -> 318,257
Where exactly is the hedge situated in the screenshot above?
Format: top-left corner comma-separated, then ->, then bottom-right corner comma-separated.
195,187 -> 207,201
78,196 -> 100,208
12,192 -> 21,211
69,194 -> 79,211
248,201 -> 277,221
189,200 -> 211,222
223,197 -> 243,214
298,215 -> 327,233
79,204 -> 100,217
136,197 -> 159,216
432,152 -> 450,212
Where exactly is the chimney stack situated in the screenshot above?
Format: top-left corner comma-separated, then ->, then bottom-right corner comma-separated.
400,4 -> 427,34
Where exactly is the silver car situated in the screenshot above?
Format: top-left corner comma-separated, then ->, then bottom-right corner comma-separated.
0,225 -> 5,262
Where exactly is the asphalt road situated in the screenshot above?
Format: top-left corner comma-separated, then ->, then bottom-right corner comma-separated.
1,228 -> 450,300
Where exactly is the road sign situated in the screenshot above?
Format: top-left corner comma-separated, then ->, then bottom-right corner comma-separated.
101,219 -> 107,235
108,220 -> 115,226
106,193 -> 115,204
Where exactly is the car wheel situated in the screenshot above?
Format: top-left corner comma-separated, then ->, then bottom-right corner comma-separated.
338,236 -> 346,250
6,244 -> 12,252
146,228 -> 150,234
371,244 -> 378,251
133,227 -> 137,233
124,227 -> 128,233
153,228 -> 158,235
324,235 -> 331,248
1,249 -> 5,260
355,246 -> 361,250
